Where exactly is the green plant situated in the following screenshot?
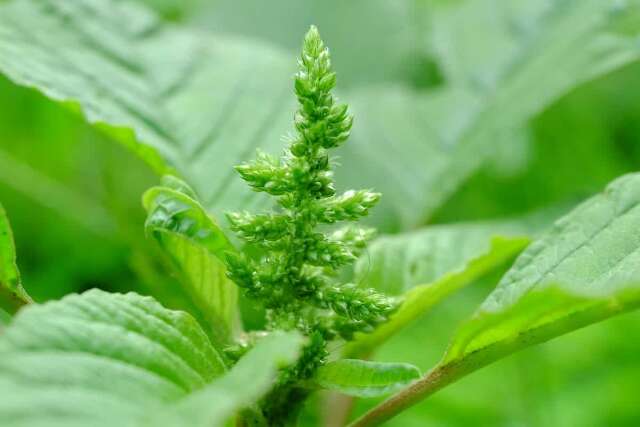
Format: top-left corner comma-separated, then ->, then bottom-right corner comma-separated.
2,1 -> 640,427
0,23 -> 418,427
224,26 -> 396,423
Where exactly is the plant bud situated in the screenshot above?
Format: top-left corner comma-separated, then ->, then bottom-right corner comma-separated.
291,141 -> 306,157
318,72 -> 336,91
226,26 -> 392,376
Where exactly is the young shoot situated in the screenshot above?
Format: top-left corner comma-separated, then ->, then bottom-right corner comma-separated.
225,25 -> 397,423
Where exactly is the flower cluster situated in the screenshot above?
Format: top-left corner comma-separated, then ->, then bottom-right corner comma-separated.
226,26 -> 396,359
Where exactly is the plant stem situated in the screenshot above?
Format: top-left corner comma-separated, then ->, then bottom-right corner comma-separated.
349,300 -> 640,426
347,361 -> 468,427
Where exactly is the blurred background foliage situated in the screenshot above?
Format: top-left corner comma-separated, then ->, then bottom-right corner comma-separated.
1,0 -> 639,425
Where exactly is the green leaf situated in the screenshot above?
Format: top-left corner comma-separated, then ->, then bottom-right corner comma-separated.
313,359 -> 421,398
151,331 -> 303,427
2,0 -> 640,230
344,222 -> 530,357
351,173 -> 640,426
354,222 -> 535,296
0,0 -> 295,220
339,0 -> 640,227
0,289 -> 303,427
0,202 -> 31,314
143,176 -> 239,345
443,173 -> 640,366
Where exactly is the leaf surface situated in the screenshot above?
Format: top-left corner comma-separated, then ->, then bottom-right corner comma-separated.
313,359 -> 420,398
345,222 -> 530,357
2,0 -> 640,229
0,0 -> 294,219
0,203 -> 31,314
0,289 -> 302,427
443,173 -> 640,366
339,0 -> 640,226
152,330 -> 302,427
143,176 -> 239,344
352,173 -> 640,426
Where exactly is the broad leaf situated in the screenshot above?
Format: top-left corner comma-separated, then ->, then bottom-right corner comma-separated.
0,289 -> 302,427
151,330 -> 303,427
352,173 -> 640,425
0,202 -> 31,314
338,0 -> 640,227
313,359 -> 420,398
187,0 -> 422,88
0,0 -> 294,220
345,222 -> 530,357
2,0 -> 640,230
143,176 -> 239,345
444,173 -> 640,366
354,222 -> 535,296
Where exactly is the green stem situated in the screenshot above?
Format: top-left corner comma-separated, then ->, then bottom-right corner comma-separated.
350,296 -> 640,427
347,362 -> 466,427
